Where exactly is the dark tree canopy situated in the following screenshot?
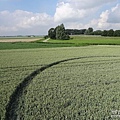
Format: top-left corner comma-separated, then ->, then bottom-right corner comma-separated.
101,29 -> 120,37
84,27 -> 94,35
48,24 -> 70,40
114,30 -> 120,37
66,29 -> 86,35
93,30 -> 102,35
101,30 -> 108,36
107,29 -> 114,36
48,28 -> 56,39
48,25 -> 120,38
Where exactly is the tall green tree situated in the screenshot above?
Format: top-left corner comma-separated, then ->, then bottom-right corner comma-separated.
48,28 -> 56,39
56,24 -> 67,40
101,30 -> 108,36
93,30 -> 102,35
48,24 -> 70,40
114,30 -> 120,37
84,27 -> 93,35
88,27 -> 93,33
107,29 -> 114,36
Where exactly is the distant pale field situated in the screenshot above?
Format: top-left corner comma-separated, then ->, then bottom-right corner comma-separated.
0,38 -> 41,42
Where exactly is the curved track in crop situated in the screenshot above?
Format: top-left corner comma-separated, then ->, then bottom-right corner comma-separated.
5,55 -> 120,120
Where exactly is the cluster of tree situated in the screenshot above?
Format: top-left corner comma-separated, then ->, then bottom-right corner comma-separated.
48,24 -> 120,40
93,30 -> 103,35
48,24 -> 70,40
84,28 -> 120,37
65,27 -> 101,35
84,27 -> 94,35
66,29 -> 86,35
101,29 -> 120,37
85,28 -> 120,37
84,28 -> 103,35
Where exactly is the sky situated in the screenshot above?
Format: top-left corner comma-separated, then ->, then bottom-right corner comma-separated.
0,0 -> 120,36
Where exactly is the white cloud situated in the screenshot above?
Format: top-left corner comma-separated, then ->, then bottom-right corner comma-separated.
54,0 -> 120,30
54,2 -> 87,23
0,0 -> 120,35
65,0 -> 115,9
94,4 -> 120,30
97,10 -> 110,29
54,1 -> 96,23
0,10 -> 54,35
54,0 -> 116,23
107,4 -> 120,23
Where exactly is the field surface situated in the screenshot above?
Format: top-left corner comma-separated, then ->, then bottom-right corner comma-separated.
0,37 -> 41,43
0,36 -> 120,50
1,46 -> 120,119
49,35 -> 120,45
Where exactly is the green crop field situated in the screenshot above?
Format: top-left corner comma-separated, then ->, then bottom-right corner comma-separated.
1,46 -> 120,119
49,35 -> 120,46
0,36 -> 120,50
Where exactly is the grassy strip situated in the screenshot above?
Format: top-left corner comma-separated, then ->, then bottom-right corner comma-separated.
0,42 -> 74,50
49,36 -> 120,45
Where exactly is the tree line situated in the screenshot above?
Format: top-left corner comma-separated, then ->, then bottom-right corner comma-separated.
68,28 -> 120,37
101,29 -> 120,37
48,24 -> 120,40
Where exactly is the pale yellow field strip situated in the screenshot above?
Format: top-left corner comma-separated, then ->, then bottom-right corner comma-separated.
0,38 -> 40,42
